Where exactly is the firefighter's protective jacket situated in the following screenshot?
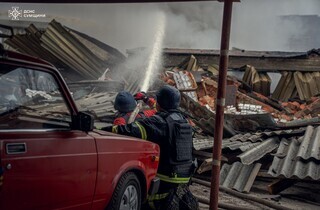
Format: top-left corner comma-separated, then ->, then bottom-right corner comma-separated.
112,109 -> 193,183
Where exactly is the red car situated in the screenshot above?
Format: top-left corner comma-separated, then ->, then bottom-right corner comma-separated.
0,29 -> 159,210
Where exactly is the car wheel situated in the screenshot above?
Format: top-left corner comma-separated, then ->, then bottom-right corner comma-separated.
107,172 -> 141,210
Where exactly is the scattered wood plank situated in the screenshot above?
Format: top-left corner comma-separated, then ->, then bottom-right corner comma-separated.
267,179 -> 298,195
196,155 -> 228,174
197,158 -> 213,174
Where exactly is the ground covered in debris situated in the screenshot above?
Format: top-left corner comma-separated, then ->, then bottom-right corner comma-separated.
190,179 -> 320,210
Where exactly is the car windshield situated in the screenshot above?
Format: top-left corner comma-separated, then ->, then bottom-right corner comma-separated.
0,64 -> 71,130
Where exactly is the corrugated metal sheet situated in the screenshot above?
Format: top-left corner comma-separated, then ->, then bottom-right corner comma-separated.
74,92 -> 117,123
71,82 -> 158,124
297,126 -> 320,161
6,25 -> 61,65
271,72 -> 295,101
268,126 -> 320,180
41,20 -> 105,79
222,128 -> 305,164
193,135 -> 213,151
294,72 -> 320,100
222,138 -> 279,165
194,129 -> 295,154
272,71 -> 320,101
225,128 -> 305,143
68,80 -> 124,98
242,65 -> 271,96
5,20 -> 125,81
226,133 -> 263,143
69,28 -> 125,65
263,128 -> 306,136
222,139 -> 260,152
237,137 -> 280,165
279,118 -> 320,128
70,80 -> 162,123
220,162 -> 262,192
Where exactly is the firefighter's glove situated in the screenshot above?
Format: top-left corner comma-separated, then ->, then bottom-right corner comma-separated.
134,92 -> 148,102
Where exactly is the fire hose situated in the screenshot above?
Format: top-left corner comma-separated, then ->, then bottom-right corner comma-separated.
127,100 -> 143,124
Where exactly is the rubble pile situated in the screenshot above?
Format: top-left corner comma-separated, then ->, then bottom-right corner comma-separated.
160,55 -> 320,126
159,55 -> 320,197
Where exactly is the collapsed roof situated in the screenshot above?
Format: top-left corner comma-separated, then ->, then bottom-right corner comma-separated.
4,19 -> 126,81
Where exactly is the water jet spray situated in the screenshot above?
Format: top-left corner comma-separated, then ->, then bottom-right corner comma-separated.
128,12 -> 166,123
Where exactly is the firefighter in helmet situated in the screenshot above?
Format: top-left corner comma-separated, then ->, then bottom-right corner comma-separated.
113,91 -> 157,125
105,85 -> 198,210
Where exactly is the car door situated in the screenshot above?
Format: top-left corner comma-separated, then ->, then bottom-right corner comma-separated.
0,66 -> 97,210
0,131 -> 97,210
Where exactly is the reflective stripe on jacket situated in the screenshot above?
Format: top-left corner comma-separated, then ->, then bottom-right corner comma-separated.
112,110 -> 193,178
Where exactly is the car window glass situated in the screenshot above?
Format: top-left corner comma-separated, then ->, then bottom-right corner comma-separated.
0,64 -> 71,130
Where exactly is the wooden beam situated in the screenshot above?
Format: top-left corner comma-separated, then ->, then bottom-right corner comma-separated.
197,158 -> 213,174
196,155 -> 228,174
267,179 -> 298,195
161,50 -> 320,72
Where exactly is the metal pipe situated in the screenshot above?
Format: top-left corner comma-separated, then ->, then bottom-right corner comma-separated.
210,0 -> 234,209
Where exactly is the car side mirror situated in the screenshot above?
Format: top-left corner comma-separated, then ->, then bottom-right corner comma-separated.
73,111 -> 94,132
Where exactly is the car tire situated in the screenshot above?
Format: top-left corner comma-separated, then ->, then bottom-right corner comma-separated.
107,172 -> 141,210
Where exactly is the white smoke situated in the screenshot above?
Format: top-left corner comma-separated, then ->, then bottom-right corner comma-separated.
0,1 -> 320,53
232,0 -> 320,51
